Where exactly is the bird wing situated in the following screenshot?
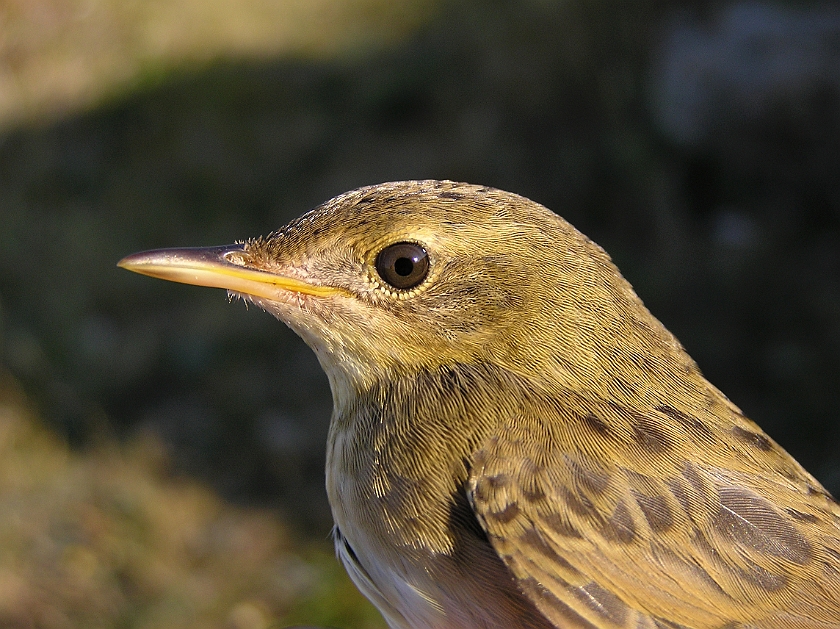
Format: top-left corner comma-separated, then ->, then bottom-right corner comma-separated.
467,395 -> 840,629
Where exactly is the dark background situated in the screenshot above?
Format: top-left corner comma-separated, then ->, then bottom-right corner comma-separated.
1,0 -> 839,538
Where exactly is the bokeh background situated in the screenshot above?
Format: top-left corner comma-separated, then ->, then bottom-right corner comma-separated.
1,0 -> 839,627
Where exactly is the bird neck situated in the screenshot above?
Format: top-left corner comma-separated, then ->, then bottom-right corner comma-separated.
326,362 -> 524,555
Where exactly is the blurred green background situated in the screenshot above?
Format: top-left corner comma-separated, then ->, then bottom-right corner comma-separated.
1,0 -> 839,627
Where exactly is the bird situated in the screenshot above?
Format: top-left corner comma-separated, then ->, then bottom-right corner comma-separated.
119,180 -> 840,629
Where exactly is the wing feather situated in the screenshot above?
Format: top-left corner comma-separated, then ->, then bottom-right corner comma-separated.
468,396 -> 840,629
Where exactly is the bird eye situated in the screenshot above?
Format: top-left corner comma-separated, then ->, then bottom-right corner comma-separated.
375,242 -> 429,290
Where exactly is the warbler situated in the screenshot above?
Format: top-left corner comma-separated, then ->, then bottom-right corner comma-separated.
119,180 -> 840,629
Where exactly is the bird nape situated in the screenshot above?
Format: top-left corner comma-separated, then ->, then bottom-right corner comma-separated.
119,180 -> 840,629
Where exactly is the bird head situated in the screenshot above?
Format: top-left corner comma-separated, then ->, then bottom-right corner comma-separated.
119,180 -> 696,410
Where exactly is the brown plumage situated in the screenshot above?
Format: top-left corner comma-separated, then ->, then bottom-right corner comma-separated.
119,180 -> 840,628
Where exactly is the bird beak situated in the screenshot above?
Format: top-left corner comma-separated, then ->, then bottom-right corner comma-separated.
118,245 -> 341,299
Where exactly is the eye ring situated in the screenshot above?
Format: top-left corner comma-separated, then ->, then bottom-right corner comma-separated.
375,242 -> 429,290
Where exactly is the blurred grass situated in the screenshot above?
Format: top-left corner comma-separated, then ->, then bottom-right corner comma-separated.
0,0 -> 440,130
0,368 -> 384,629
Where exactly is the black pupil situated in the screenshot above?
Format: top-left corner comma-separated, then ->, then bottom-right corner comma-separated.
394,257 -> 414,276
